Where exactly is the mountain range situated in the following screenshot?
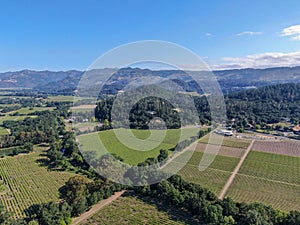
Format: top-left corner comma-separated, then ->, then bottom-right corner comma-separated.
1,66 -> 300,94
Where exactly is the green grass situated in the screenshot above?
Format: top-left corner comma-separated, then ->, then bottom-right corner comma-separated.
15,107 -> 54,115
0,106 -> 53,124
47,95 -> 75,102
0,115 -> 37,125
47,95 -> 95,102
82,193 -> 200,225
77,128 -> 199,165
0,152 -> 75,218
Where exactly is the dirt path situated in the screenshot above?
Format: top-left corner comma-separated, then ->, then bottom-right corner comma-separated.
218,140 -> 254,200
71,190 -> 126,225
160,140 -> 199,170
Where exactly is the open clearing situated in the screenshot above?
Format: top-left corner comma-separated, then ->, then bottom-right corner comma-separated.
0,107 -> 53,125
80,192 -> 200,225
0,150 -> 75,218
77,128 -> 199,165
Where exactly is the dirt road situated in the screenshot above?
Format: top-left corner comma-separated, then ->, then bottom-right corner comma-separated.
71,190 -> 126,225
218,140 -> 254,199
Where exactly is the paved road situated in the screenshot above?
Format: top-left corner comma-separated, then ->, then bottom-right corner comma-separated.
218,140 -> 254,200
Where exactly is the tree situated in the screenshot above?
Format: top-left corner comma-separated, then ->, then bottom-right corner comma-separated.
59,175 -> 90,216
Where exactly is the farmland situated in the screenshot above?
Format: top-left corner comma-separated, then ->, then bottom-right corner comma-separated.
77,128 -> 199,165
225,150 -> 300,211
169,149 -> 241,194
80,193 -> 200,225
252,140 -> 300,157
0,106 -> 54,124
0,150 -> 75,218
226,174 -> 300,211
199,134 -> 251,149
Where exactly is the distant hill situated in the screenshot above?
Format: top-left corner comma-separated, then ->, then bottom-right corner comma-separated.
1,66 -> 300,93
0,69 -> 82,89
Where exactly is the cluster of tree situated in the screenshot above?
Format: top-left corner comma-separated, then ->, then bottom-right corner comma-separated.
0,143 -> 33,157
0,106 -> 69,148
94,83 -> 300,132
46,132 -> 93,176
135,175 -> 300,225
25,175 -> 123,225
225,83 -> 300,130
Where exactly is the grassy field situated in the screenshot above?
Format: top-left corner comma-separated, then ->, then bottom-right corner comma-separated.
0,107 -> 54,125
47,95 -> 75,102
0,151 -> 75,218
226,150 -> 300,211
0,115 -> 37,125
81,193 -> 200,225
77,128 -> 199,165
47,95 -> 95,102
15,107 -> 54,115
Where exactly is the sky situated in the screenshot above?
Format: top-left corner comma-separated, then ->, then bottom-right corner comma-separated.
1,0 -> 300,71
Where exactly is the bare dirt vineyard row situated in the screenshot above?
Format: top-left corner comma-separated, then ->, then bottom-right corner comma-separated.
252,140 -> 300,157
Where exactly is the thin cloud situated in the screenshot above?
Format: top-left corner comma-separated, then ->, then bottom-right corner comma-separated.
282,25 -> 300,40
236,31 -> 263,36
205,33 -> 213,37
213,51 -> 300,70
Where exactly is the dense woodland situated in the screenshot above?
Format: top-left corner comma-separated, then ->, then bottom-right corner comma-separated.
95,83 -> 300,131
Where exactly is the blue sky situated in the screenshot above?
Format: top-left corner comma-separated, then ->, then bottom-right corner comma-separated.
1,0 -> 300,71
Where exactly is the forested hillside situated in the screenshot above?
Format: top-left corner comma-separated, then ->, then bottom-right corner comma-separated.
95,83 -> 300,130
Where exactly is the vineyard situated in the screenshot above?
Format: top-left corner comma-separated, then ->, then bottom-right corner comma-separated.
226,174 -> 300,211
81,193 -> 200,225
252,140 -> 300,157
195,143 -> 245,158
226,150 -> 300,211
0,152 -> 75,218
166,150 -> 240,194
199,134 -> 251,149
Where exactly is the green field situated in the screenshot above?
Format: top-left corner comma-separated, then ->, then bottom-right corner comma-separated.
0,107 -> 54,125
81,193 -> 200,225
47,95 -> 95,102
77,128 -> 199,165
0,151 -> 75,218
47,95 -> 75,102
14,107 -> 54,115
226,151 -> 300,211
0,115 -> 37,125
